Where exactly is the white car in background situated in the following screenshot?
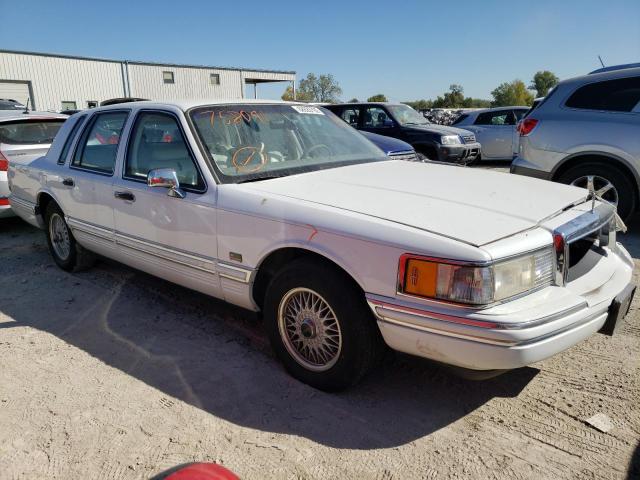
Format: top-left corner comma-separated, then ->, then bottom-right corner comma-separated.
0,110 -> 67,217
453,107 -> 529,161
8,100 -> 635,391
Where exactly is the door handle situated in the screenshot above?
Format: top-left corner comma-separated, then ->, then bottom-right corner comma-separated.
62,178 -> 74,187
114,191 -> 135,202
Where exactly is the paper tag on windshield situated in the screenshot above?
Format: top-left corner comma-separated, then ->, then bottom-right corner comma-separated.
291,105 -> 324,115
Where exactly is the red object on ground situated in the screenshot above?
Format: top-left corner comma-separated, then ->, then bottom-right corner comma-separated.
164,463 -> 240,480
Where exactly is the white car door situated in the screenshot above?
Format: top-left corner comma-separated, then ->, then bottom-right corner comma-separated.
465,110 -> 515,160
51,110 -> 130,258
110,109 -> 223,299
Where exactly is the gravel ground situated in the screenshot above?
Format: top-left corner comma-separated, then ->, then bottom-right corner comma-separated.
1,163 -> 639,479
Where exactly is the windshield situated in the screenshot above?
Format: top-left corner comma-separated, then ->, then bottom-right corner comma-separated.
190,104 -> 387,182
386,104 -> 430,125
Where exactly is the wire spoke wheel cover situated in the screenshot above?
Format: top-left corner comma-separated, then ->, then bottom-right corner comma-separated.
277,287 -> 343,372
571,175 -> 619,206
49,213 -> 71,260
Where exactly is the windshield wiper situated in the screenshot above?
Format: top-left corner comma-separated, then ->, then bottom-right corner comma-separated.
403,122 -> 427,126
236,174 -> 283,184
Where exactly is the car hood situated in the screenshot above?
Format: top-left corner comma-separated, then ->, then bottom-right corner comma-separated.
241,161 -> 588,246
359,130 -> 414,154
405,123 -> 473,137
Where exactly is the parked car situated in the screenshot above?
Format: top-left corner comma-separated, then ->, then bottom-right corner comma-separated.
8,100 -> 634,391
325,102 -> 481,163
511,66 -> 640,220
0,110 -> 67,217
359,130 -> 417,161
0,99 -> 26,110
452,107 -> 529,162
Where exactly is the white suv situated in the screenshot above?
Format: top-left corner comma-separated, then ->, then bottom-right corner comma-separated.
511,66 -> 640,220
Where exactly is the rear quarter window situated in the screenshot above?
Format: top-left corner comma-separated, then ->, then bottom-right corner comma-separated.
565,77 -> 640,112
0,120 -> 65,145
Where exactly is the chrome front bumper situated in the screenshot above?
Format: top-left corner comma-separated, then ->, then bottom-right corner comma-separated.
366,243 -> 634,370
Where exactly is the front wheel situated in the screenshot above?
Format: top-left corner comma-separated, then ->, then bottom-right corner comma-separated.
263,259 -> 384,391
45,202 -> 95,271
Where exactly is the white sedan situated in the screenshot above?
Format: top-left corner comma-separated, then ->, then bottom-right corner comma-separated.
8,100 -> 635,391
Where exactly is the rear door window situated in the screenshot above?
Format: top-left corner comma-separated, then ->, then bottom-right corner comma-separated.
565,77 -> 640,112
72,111 -> 128,174
0,120 -> 65,145
474,110 -> 510,125
58,115 -> 87,164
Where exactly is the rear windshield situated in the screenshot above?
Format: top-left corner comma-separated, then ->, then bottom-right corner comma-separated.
0,120 -> 65,145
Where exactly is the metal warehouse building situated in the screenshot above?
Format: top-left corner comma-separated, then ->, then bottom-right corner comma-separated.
0,49 -> 296,111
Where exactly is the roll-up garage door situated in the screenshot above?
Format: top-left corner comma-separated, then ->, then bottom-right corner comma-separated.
0,81 -> 32,107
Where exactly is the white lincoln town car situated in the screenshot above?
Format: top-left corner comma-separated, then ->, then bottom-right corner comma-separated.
8,100 -> 635,391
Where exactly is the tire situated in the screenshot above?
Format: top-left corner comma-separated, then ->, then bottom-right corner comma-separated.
263,258 -> 384,391
557,162 -> 636,222
44,202 -> 95,272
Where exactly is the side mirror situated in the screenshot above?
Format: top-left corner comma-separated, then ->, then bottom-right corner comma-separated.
147,168 -> 185,198
383,118 -> 395,128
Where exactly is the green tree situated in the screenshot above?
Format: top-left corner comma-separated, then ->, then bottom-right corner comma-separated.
282,73 -> 342,103
431,85 -> 468,108
529,70 -> 559,98
443,84 -> 465,107
462,97 -> 491,108
367,94 -> 388,102
491,80 -> 534,107
348,97 -> 359,103
281,85 -> 313,102
403,99 -> 434,110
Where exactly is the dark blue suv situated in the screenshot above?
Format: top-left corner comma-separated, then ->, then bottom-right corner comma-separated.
326,102 -> 481,162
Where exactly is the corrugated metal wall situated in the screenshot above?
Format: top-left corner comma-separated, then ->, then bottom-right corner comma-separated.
127,63 -> 243,101
0,52 -> 125,111
0,51 -> 295,111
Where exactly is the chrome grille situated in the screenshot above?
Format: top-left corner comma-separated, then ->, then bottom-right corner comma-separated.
389,151 -> 418,162
462,134 -> 476,144
553,202 -> 615,285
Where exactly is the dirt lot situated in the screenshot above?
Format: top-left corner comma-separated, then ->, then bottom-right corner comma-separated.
1,165 -> 639,479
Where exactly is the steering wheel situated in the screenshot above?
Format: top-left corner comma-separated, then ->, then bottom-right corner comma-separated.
306,143 -> 332,159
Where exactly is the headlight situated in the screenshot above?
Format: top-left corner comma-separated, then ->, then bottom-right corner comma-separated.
398,248 -> 555,306
440,135 -> 462,145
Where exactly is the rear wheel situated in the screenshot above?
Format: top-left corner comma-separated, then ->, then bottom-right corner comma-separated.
263,259 -> 384,391
557,163 -> 636,221
45,202 -> 95,271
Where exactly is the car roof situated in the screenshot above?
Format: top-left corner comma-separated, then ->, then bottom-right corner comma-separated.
327,102 -> 403,107
466,106 -> 529,115
0,110 -> 68,122
589,63 -> 640,74
559,66 -> 640,89
88,98 -> 304,113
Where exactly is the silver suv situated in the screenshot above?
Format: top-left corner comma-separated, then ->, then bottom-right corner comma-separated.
511,66 -> 640,220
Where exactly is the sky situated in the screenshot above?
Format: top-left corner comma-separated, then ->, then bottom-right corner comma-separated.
1,0 -> 639,102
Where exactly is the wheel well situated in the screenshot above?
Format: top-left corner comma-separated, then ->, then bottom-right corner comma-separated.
414,143 -> 437,158
553,154 -> 639,197
252,247 -> 363,310
36,192 -> 56,221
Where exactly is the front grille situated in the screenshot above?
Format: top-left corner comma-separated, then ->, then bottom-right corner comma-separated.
553,203 -> 615,284
389,151 -> 418,162
462,134 -> 476,144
